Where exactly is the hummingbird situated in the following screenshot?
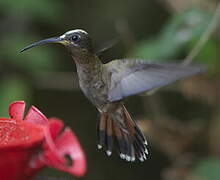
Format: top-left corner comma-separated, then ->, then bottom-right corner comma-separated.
20,29 -> 203,162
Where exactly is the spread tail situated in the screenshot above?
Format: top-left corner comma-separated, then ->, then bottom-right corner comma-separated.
97,105 -> 148,162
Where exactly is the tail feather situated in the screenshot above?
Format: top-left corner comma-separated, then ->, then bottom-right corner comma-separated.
97,113 -> 107,149
113,123 -> 126,157
106,117 -> 113,155
122,106 -> 148,161
97,105 -> 148,162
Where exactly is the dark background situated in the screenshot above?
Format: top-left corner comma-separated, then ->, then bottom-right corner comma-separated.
0,0 -> 220,179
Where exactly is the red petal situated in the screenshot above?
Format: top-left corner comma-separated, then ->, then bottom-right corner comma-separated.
24,106 -> 48,125
43,122 -> 86,177
0,118 -> 45,148
9,101 -> 25,121
47,118 -> 64,140
53,128 -> 87,176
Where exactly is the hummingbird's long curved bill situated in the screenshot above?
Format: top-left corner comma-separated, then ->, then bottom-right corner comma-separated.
20,36 -> 63,53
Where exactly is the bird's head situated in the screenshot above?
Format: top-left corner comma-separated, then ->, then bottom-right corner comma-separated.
20,29 -> 94,55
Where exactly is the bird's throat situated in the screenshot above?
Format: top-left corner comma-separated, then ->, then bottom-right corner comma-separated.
71,51 -> 103,81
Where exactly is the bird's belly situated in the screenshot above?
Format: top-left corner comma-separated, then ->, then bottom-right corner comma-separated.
79,79 -> 108,108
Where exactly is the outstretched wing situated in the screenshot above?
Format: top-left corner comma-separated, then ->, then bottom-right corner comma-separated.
104,59 -> 204,102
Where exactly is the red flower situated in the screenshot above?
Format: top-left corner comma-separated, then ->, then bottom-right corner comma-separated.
0,101 -> 86,180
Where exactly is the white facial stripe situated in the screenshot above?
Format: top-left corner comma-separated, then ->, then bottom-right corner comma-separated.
66,29 -> 88,35
60,29 -> 88,39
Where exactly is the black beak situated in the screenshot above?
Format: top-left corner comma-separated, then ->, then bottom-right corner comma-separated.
20,36 -> 63,53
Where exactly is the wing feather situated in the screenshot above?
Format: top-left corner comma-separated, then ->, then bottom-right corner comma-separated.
104,59 -> 204,102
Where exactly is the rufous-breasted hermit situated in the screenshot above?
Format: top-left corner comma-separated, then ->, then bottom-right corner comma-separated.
20,29 -> 204,162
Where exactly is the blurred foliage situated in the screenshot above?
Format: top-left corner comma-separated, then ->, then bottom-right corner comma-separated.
186,37 -> 220,74
0,76 -> 31,116
192,158 -> 220,180
0,0 -> 64,21
1,33 -> 59,73
131,7 -> 219,66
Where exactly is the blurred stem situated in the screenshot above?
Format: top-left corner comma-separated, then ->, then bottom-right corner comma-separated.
182,2 -> 220,66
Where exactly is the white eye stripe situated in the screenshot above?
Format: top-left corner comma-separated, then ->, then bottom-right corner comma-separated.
66,29 -> 88,35
60,29 -> 88,39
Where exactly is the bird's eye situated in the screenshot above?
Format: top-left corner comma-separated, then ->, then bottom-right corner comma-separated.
71,35 -> 80,42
